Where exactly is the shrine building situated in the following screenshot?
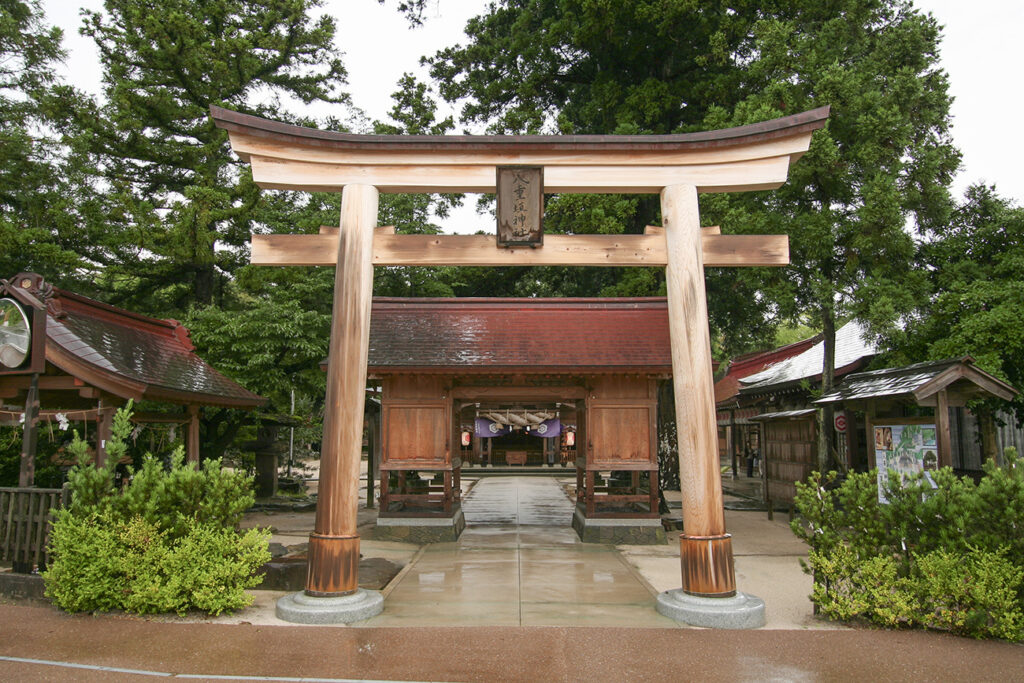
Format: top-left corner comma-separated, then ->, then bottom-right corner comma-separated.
366,296 -> 671,544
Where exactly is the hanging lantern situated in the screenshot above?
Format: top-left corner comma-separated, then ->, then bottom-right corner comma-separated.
461,431 -> 471,447
565,431 -> 575,447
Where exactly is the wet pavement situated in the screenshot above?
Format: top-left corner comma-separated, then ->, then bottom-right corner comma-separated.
3,475 -> 1024,680
170,474 -> 822,629
2,607 -> 1022,681
362,477 -> 679,628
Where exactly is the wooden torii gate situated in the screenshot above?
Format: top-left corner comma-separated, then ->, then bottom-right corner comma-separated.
211,105 -> 829,625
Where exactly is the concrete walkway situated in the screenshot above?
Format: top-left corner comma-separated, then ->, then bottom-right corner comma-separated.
233,475 -> 823,629
362,476 -> 680,627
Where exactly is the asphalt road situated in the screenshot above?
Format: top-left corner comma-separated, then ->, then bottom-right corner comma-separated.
1,604 -> 1022,682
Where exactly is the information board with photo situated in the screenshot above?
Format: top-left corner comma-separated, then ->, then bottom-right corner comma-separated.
874,423 -> 938,503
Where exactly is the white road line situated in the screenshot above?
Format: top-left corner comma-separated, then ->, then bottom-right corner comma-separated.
0,655 -> 441,682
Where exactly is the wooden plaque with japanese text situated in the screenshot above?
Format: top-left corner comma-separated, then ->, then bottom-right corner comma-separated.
496,166 -> 543,246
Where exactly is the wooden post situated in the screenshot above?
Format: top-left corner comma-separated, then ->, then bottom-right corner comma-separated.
372,411 -> 382,482
726,420 -> 735,479
18,373 -> 39,487
186,404 -> 201,465
366,412 -> 376,509
307,183 -> 378,597
662,183 -> 736,598
96,404 -> 114,468
864,401 -> 875,472
936,389 -> 953,469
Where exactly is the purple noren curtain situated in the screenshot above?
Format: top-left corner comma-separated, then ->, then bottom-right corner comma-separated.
530,418 -> 560,437
475,417 -> 510,438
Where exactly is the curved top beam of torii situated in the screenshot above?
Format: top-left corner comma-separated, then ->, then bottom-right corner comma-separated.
210,105 -> 829,194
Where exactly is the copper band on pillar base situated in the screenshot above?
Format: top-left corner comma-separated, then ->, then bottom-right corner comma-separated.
680,533 -> 737,598
305,533 -> 360,597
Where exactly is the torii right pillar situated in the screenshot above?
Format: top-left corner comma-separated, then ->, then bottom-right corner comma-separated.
656,183 -> 766,628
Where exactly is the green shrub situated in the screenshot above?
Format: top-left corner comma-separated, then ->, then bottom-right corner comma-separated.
913,548 -> 1024,641
44,404 -> 269,616
42,509 -> 125,613
793,449 -> 1024,641
807,545 -> 917,627
114,451 -> 254,539
63,402 -> 254,537
969,448 -> 1024,570
44,508 -> 270,616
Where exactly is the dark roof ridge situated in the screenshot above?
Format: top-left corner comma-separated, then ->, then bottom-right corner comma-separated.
844,356 -> 973,379
211,105 -> 830,152
54,287 -> 181,333
728,332 -> 823,365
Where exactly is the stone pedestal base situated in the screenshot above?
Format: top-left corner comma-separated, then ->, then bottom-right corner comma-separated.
572,507 -> 666,544
655,589 -> 765,629
276,588 -> 384,624
373,508 -> 466,543
0,571 -> 46,602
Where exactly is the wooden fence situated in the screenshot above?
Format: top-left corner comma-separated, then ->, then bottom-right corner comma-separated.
1,487 -> 69,570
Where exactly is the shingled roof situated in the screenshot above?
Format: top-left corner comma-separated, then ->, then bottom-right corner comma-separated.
714,334 -> 821,404
367,297 -> 672,374
2,274 -> 263,408
737,320 -> 878,395
814,357 -> 1017,406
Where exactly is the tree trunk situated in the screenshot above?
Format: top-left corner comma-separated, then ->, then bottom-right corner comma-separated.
194,263 -> 215,307
816,310 -> 836,473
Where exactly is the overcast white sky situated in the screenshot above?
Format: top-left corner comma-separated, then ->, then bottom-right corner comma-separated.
43,0 -> 1024,234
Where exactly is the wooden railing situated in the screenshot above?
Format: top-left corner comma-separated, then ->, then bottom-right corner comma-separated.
0,487 -> 69,571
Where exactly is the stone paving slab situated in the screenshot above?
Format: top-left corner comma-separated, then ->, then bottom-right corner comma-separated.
223,474 -> 828,629
357,476 -> 676,628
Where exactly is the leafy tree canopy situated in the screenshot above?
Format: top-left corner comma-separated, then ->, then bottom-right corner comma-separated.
427,0 -> 960,366
0,0 -> 101,284
76,0 -> 349,312
888,185 -> 1024,421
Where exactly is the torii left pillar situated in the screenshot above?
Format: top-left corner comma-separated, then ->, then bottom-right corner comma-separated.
276,184 -> 385,623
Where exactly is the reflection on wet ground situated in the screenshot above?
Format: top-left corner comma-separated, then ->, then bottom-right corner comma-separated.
361,476 -> 681,627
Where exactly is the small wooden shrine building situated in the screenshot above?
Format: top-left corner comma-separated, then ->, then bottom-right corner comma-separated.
366,297 -> 670,543
714,334 -> 821,475
715,320 -> 877,506
0,273 -> 264,486
814,357 -> 1019,472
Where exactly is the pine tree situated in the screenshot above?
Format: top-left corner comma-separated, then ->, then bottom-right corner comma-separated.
78,0 -> 349,312
0,0 -> 99,284
427,1 -> 961,467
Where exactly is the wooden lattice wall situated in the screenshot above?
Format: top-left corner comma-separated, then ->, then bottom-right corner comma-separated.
1,487 -> 68,569
763,418 -> 817,506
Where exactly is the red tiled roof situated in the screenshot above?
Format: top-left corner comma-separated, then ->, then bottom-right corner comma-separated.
368,298 -> 672,373
45,288 -> 264,407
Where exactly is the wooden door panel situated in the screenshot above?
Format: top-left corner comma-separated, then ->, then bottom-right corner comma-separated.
589,406 -> 652,464
384,405 -> 447,464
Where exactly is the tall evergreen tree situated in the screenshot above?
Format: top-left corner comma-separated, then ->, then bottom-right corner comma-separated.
887,185 -> 1024,460
0,0 -> 98,284
702,0 -> 960,468
77,0 -> 349,313
428,1 -> 960,467
52,0 -> 354,458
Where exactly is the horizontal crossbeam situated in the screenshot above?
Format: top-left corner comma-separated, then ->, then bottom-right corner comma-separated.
248,155 -> 793,194
250,229 -> 788,268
